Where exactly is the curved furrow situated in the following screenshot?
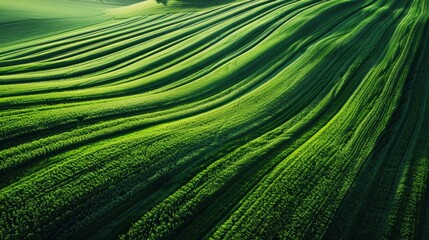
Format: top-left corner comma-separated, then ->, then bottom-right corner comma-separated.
0,16 -> 151,58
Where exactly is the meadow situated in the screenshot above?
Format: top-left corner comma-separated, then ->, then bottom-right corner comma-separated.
0,0 -> 428,239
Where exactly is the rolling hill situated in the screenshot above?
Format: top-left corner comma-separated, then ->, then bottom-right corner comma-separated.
0,0 -> 428,239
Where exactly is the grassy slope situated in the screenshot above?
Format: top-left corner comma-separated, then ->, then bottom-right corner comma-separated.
0,0 -> 141,46
0,0 -> 428,239
105,0 -> 247,17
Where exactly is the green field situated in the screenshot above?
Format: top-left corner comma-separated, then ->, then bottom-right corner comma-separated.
0,0 -> 428,239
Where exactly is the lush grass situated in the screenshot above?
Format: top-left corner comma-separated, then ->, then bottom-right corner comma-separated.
0,0 -> 428,239
0,0 -> 141,45
105,0 -> 248,17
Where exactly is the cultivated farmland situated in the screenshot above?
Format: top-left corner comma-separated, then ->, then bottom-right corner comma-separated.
0,0 -> 428,239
